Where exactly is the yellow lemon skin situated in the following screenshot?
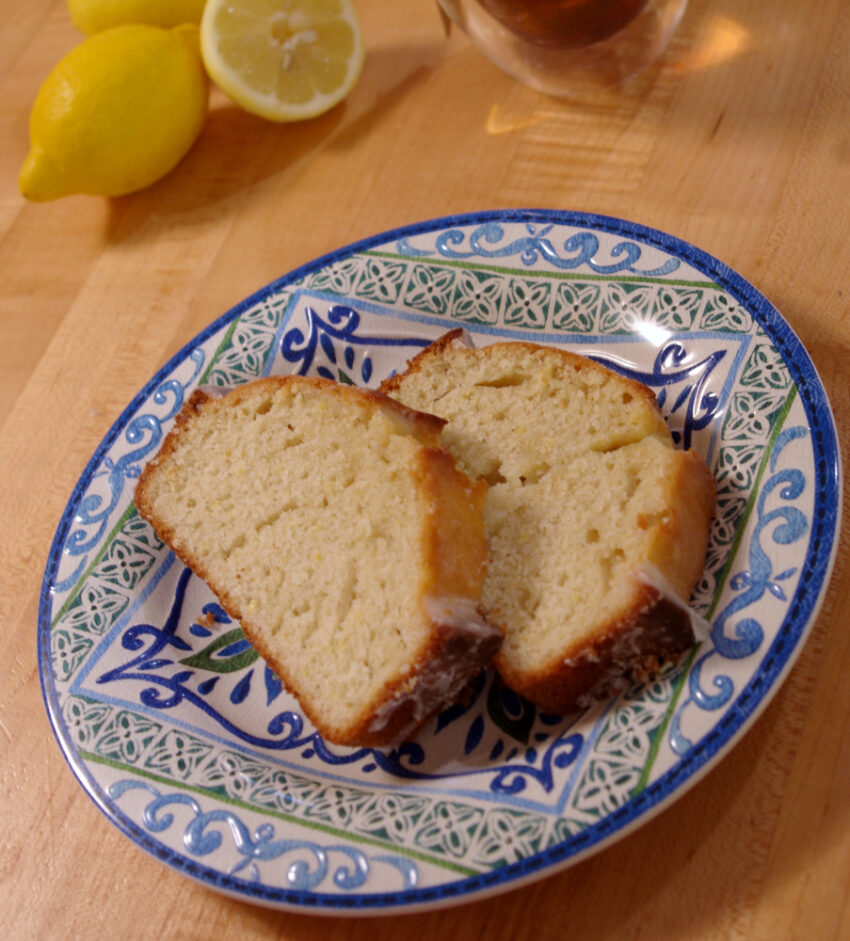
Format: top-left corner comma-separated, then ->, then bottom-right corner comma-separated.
68,0 -> 207,33
20,24 -> 208,201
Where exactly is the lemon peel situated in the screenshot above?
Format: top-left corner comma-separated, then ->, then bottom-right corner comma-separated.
20,24 -> 208,201
67,0 -> 207,33
200,0 -> 364,122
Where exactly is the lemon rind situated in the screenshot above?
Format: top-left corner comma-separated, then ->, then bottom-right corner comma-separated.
200,0 -> 364,123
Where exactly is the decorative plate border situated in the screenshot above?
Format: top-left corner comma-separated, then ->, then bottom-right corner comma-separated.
39,209 -> 842,913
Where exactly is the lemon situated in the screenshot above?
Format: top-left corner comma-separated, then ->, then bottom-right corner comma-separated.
200,0 -> 364,122
68,0 -> 207,33
20,24 -> 208,201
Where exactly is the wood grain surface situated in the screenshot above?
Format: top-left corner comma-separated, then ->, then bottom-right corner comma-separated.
2,1 -> 848,938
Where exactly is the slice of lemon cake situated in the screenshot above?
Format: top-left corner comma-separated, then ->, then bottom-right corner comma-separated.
381,332 -> 715,713
135,376 -> 501,746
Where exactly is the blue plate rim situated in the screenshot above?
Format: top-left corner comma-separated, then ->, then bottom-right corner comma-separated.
38,208 -> 843,913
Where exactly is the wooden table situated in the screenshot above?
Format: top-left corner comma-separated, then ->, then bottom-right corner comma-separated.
3,0 -> 848,937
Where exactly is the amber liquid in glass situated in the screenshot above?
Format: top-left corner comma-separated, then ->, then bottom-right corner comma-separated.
478,0 -> 649,47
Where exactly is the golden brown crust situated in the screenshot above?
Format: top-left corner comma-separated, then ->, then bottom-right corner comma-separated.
380,328 -> 666,427
134,388 -> 209,520
381,333 -> 716,715
192,374 -> 447,444
135,374 -> 499,747
379,328 -> 467,397
491,446 -> 715,713
644,447 -> 716,598
343,608 -> 502,747
135,375 -> 449,563
496,581 -> 698,714
417,447 -> 490,599
310,446 -> 500,747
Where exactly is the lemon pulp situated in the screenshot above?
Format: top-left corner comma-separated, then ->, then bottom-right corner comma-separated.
201,0 -> 364,121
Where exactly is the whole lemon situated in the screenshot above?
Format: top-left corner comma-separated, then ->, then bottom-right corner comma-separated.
20,24 -> 208,201
68,0 -> 207,33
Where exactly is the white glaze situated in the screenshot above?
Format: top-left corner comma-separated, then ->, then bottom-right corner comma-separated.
634,562 -> 711,643
367,596 -> 501,738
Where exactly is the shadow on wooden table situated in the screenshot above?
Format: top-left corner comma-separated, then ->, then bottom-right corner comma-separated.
100,40 -> 450,246
98,0 -> 843,250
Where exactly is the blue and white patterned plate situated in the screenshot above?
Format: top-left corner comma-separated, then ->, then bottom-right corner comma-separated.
39,210 -> 841,914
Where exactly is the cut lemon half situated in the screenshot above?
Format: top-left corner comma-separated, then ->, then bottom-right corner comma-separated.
200,0 -> 364,121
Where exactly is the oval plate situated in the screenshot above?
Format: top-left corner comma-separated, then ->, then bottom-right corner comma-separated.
39,210 -> 841,913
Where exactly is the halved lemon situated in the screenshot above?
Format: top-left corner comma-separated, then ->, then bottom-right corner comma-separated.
200,0 -> 364,122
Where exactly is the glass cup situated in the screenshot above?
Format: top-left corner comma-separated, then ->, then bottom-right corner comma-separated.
436,0 -> 689,96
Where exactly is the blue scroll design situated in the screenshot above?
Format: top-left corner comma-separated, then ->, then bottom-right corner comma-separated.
594,341 -> 725,450
398,222 -> 681,277
109,779 -> 418,890
280,304 -> 430,382
670,426 -> 810,755
98,566 -> 582,796
55,348 -> 206,593
97,566 -> 329,756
